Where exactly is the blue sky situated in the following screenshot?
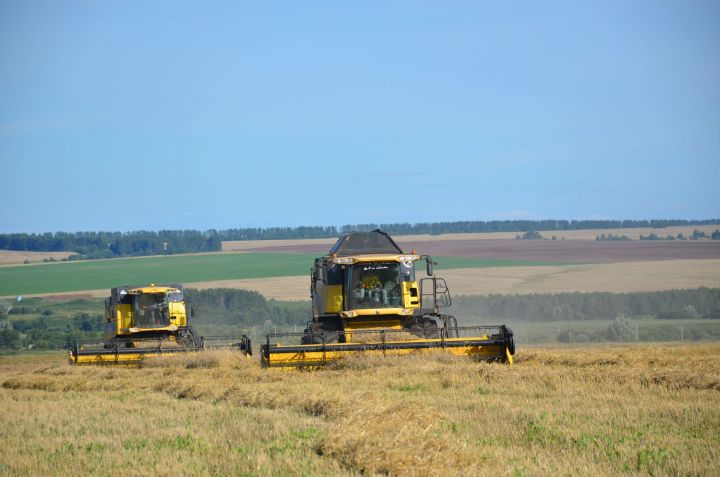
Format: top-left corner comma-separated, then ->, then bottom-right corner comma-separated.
1,1 -> 718,233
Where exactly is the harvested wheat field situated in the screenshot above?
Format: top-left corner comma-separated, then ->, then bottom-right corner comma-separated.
439,259 -> 720,295
1,344 -> 718,476
0,250 -> 74,266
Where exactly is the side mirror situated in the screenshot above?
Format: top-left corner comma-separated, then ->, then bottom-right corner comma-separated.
426,256 -> 434,276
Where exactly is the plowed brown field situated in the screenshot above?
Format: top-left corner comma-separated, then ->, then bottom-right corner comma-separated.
232,238 -> 720,263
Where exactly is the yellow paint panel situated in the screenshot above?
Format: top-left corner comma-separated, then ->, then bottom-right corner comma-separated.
340,308 -> 407,318
402,281 -> 420,308
263,343 -> 507,368
344,319 -> 402,331
128,286 -> 181,294
70,352 -> 145,366
70,346 -> 200,366
117,303 -> 132,333
338,254 -> 419,263
324,284 -> 343,313
169,301 -> 187,326
343,319 -> 403,340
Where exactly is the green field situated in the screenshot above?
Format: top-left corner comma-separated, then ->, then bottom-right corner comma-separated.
0,253 -> 315,296
0,253 -> 563,297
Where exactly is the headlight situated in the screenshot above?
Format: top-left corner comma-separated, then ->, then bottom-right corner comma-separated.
333,257 -> 355,264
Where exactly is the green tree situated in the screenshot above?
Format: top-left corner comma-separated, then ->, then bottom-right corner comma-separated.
517,230 -> 543,240
681,305 -> 699,319
606,315 -> 635,342
0,328 -> 21,349
691,230 -> 706,240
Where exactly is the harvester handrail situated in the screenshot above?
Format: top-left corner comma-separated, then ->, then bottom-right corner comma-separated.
264,325 -> 507,342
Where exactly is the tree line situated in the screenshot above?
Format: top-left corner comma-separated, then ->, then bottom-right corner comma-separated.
0,230 -> 221,259
637,230 -> 720,241
0,312 -> 104,350
2,287 -> 718,350
452,288 -> 720,322
1,219 -> 719,259
554,315 -> 718,343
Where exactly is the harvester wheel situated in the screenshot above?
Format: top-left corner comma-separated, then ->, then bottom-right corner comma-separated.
177,327 -> 202,348
422,320 -> 441,339
301,321 -> 339,345
301,332 -> 321,345
408,317 -> 440,339
105,339 -> 131,349
188,327 -> 202,348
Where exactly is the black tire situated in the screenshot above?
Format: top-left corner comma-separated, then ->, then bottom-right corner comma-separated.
421,320 -> 440,339
107,339 -> 131,349
301,330 -> 324,345
408,317 -> 440,339
506,327 -> 515,355
407,322 -> 422,337
301,321 -> 339,344
177,328 -> 198,348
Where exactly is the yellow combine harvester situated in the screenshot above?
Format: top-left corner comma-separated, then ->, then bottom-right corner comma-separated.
260,230 -> 515,367
69,284 -> 250,365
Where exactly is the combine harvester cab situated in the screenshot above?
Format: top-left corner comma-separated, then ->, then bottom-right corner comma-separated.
261,230 -> 515,368
69,284 -> 251,365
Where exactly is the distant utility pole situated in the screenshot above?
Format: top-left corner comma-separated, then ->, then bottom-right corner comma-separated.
680,324 -> 684,342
